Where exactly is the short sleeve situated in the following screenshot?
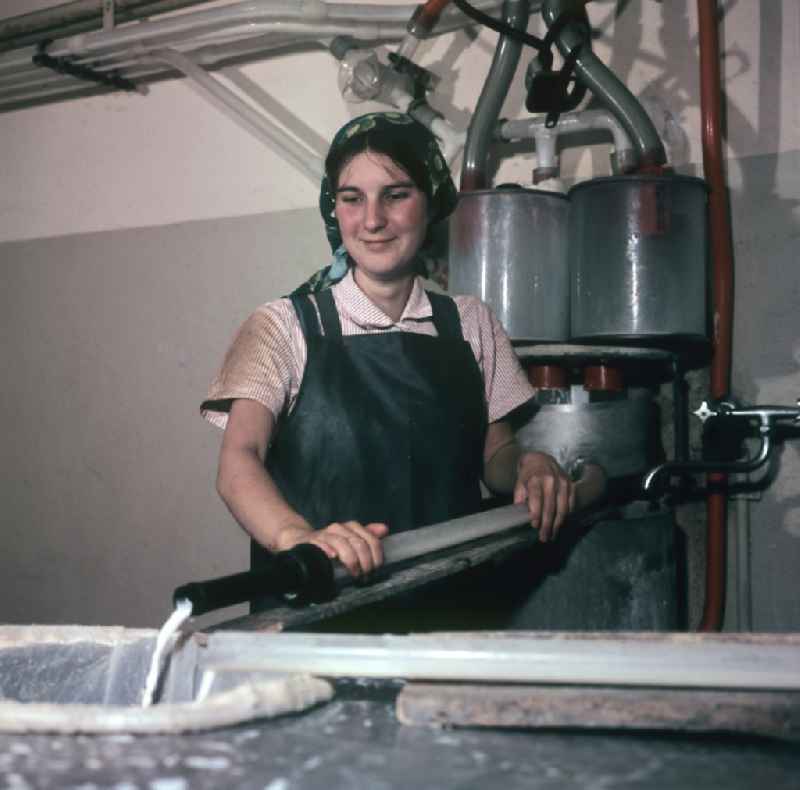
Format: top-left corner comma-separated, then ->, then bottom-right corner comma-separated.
453,296 -> 535,423
201,298 -> 306,430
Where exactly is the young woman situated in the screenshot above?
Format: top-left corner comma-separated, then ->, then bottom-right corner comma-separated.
202,112 -> 574,603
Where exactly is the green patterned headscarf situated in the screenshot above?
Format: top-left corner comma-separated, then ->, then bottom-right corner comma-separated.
293,112 -> 458,296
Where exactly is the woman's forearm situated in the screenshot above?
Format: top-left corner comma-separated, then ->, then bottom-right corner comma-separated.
217,444 -> 313,553
216,400 -> 387,576
483,440 -> 522,494
218,443 -> 388,576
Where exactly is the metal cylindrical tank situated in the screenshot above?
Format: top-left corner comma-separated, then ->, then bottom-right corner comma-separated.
507,375 -> 679,630
448,188 -> 570,342
515,388 -> 658,479
569,175 -> 709,346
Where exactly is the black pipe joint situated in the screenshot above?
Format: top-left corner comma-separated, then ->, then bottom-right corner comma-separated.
173,544 -> 336,617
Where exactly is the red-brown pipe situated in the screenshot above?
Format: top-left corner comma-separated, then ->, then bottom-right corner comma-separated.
697,0 -> 735,631
583,364 -> 624,392
412,0 -> 453,33
527,364 -> 568,389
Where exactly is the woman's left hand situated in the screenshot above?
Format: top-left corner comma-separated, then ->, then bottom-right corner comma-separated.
513,452 -> 575,542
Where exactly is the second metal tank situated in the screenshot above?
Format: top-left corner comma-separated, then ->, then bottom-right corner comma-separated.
568,174 -> 709,347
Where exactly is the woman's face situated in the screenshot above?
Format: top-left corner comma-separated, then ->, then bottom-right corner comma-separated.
334,151 -> 428,283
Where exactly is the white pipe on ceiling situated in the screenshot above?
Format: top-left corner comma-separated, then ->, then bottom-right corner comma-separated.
0,0 -> 507,111
48,1 -> 503,59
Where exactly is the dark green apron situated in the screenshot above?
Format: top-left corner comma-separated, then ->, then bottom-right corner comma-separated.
252,287 -> 489,630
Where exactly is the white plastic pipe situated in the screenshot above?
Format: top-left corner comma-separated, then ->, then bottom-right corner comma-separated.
153,48 -> 323,184
329,462 -> 607,582
0,0 -> 499,110
0,6 -> 406,77
77,6 -> 504,69
499,108 -> 636,173
53,1 -> 500,59
200,631 -> 800,691
380,503 -> 531,569
0,1 -> 507,110
0,0 -> 506,74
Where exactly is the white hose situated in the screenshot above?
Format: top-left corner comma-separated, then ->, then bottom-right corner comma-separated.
0,675 -> 333,734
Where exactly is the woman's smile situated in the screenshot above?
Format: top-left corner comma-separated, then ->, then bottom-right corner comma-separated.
362,237 -> 397,247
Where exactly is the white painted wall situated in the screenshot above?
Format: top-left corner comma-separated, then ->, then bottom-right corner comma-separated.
1,1 -> 799,629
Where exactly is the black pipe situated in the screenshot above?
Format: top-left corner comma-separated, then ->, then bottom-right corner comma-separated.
173,543 -> 335,616
673,357 -> 689,463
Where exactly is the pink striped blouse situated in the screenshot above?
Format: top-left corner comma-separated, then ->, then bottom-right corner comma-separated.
202,270 -> 534,429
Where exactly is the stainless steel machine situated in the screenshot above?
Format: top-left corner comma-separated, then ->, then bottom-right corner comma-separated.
446,1 -> 712,631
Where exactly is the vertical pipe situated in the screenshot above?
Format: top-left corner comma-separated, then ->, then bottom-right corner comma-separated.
672,359 -> 689,464
697,0 -> 735,631
460,0 -> 530,190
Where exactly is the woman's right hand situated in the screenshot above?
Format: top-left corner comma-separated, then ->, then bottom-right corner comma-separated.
277,522 -> 389,577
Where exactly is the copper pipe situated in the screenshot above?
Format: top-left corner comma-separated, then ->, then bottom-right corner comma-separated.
702,476 -> 727,630
527,364 -> 568,389
413,0 -> 453,32
583,364 -> 624,392
697,0 -> 735,631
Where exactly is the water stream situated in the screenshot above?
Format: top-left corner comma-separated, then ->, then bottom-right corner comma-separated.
141,598 -> 193,707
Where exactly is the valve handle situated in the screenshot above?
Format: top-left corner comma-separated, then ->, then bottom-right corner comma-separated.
644,397 -> 800,493
693,399 -> 800,426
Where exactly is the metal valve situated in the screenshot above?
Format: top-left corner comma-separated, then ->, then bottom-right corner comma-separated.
692,399 -> 800,426
643,398 -> 800,494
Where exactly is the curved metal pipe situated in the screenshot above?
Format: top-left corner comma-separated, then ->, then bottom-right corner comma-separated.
540,0 -> 666,169
642,435 -> 772,494
697,0 -> 735,632
461,0 -> 530,190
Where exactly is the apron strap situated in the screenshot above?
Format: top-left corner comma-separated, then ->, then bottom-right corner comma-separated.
315,289 -> 343,340
292,288 -> 461,341
289,293 -> 323,339
427,291 -> 465,341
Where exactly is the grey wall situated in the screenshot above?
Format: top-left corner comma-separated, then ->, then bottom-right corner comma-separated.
728,149 -> 800,632
1,206 -> 327,627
